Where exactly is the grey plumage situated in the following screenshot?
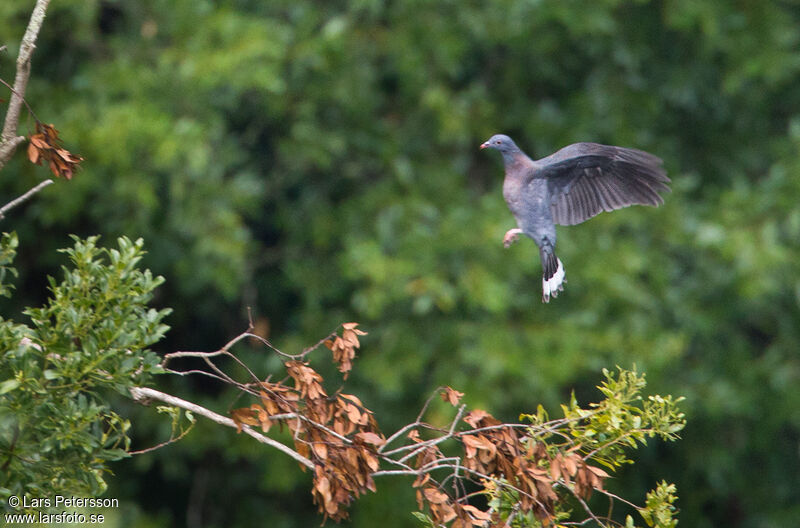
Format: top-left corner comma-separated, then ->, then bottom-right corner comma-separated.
480,134 -> 670,302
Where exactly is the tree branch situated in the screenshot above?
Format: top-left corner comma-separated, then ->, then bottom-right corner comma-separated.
0,178 -> 52,220
0,0 -> 51,170
129,386 -> 314,470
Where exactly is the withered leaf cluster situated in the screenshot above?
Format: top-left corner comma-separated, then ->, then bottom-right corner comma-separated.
410,408 -> 610,527
324,322 -> 366,379
461,410 -> 607,525
27,123 -> 83,180
461,409 -> 558,521
231,350 -> 384,522
411,441 -> 493,528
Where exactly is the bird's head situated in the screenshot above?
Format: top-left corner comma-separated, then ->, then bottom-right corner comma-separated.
480,134 -> 519,153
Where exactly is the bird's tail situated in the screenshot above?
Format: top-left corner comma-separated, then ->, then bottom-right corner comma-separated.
540,247 -> 565,303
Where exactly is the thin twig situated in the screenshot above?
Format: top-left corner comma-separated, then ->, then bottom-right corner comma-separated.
163,367 -> 231,385
267,412 -> 353,445
300,330 -> 339,358
592,487 -> 640,511
379,421 -> 423,453
417,386 -> 446,423
503,505 -> 519,527
379,387 -> 457,454
561,520 -> 600,527
0,178 -> 53,220
560,482 -> 606,527
581,429 -> 651,462
0,76 -> 40,124
383,415 -> 466,459
244,332 -> 296,358
128,422 -> 194,455
163,333 -> 265,391
162,350 -> 229,362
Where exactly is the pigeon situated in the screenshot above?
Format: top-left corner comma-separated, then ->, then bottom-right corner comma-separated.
481,134 -> 670,302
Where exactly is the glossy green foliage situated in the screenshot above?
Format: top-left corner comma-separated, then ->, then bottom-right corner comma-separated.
0,0 -> 799,526
557,367 -> 685,469
639,482 -> 679,528
0,236 -> 169,507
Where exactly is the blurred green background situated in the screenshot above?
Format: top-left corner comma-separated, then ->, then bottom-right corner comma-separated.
2,0 -> 799,526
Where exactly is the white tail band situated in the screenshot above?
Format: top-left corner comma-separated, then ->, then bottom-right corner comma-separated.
542,258 -> 565,302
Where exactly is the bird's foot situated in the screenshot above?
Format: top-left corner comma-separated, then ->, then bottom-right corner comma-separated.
503,228 -> 523,248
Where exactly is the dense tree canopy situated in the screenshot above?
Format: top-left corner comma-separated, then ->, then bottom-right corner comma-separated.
1,0 -> 799,526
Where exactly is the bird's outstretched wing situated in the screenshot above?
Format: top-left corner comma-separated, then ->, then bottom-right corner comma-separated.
536,143 -> 671,226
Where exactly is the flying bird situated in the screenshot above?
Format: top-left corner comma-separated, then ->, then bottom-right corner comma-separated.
481,134 -> 670,302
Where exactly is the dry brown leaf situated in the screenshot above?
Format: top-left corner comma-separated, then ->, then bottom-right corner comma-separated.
550,456 -> 562,482
346,403 -> 361,424
354,431 -> 385,447
362,451 -> 380,472
342,322 -> 366,332
423,487 -> 449,504
339,393 -> 365,408
440,386 -> 465,406
562,453 -> 578,476
463,409 -> 491,427
435,502 -> 458,523
27,141 -> 40,164
230,407 -> 259,432
316,474 -> 332,504
312,442 -> 328,460
587,465 -> 610,478
462,504 -> 492,521
461,434 -> 482,458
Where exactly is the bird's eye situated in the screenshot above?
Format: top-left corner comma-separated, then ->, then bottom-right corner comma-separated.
495,140 -> 501,144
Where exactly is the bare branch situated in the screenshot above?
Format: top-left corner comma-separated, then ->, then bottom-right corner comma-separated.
379,387 -> 451,453
383,412 -> 466,460
163,367 -> 231,385
0,0 -> 51,170
591,487 -> 641,511
162,333 -> 267,393
0,76 -> 41,125
129,386 -> 314,470
0,178 -> 52,220
379,421 -> 422,453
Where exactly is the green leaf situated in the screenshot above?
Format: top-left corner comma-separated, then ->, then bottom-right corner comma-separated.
0,379 -> 20,394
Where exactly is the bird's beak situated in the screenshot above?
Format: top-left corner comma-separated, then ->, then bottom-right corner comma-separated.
480,141 -> 489,150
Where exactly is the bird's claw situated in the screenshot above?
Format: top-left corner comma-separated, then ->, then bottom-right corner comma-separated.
503,228 -> 522,248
